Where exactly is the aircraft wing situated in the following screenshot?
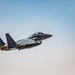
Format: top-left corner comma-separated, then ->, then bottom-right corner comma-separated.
16,38 -> 37,46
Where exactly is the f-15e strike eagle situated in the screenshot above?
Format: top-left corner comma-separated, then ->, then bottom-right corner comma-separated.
0,32 -> 52,51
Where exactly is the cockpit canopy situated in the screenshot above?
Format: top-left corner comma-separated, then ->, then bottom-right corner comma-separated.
32,32 -> 43,36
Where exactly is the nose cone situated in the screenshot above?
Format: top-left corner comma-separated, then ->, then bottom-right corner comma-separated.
44,34 -> 53,39
48,34 -> 53,37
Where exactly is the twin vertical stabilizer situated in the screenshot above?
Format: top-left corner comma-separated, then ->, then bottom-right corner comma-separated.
0,38 -> 5,47
5,33 -> 17,49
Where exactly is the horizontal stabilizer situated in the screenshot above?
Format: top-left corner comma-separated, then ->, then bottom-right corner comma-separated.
5,33 -> 17,48
0,38 -> 5,47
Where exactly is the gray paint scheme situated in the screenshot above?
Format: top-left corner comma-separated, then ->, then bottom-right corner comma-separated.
0,32 -> 52,51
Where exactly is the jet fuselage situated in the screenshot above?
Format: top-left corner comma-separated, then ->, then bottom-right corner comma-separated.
0,32 -> 52,51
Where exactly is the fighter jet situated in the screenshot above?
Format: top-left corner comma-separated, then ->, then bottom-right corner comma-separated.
0,32 -> 52,51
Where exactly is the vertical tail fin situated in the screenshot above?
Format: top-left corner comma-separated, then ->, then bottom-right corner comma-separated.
0,38 -> 5,47
5,33 -> 17,48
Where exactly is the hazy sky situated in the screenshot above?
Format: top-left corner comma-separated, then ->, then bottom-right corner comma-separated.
0,0 -> 75,75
